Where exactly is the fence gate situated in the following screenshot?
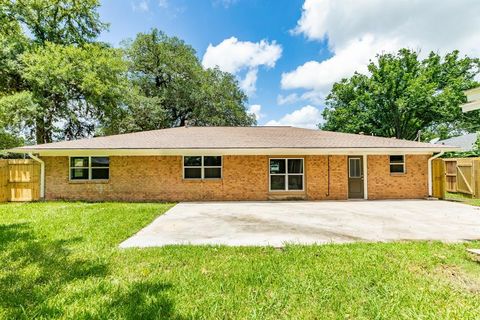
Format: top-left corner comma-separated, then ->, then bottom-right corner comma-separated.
443,157 -> 480,198
456,161 -> 474,195
0,159 -> 40,202
444,160 -> 457,192
432,159 -> 445,199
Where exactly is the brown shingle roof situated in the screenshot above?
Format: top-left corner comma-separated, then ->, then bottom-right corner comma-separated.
13,126 -> 456,151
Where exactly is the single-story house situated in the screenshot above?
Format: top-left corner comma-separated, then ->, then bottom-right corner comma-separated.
10,126 -> 457,201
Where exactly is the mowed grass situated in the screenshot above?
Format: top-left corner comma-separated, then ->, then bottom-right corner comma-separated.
446,192 -> 480,206
1,202 -> 480,319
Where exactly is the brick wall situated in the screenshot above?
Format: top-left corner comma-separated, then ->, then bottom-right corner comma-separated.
43,154 -> 429,201
306,155 -> 348,200
367,154 -> 429,199
44,156 -> 270,201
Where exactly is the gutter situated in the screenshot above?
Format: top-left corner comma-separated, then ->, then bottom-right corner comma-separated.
9,147 -> 458,157
427,151 -> 445,197
28,153 -> 45,199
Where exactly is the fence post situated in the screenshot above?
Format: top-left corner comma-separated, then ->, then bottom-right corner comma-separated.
474,159 -> 480,198
0,160 -> 8,202
432,159 -> 445,199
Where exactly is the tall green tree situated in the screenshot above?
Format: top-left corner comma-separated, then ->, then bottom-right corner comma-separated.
21,43 -> 127,142
0,0 -> 124,145
0,4 -> 30,149
3,0 -> 107,45
104,29 -> 254,134
322,49 -> 480,140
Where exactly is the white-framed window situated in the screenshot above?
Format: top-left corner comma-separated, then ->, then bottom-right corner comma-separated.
348,157 -> 362,178
389,155 -> 405,174
183,156 -> 222,179
69,156 -> 110,181
269,158 -> 304,191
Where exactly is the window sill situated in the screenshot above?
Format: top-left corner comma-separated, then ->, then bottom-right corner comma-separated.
390,173 -> 406,176
183,178 -> 223,182
69,180 -> 110,184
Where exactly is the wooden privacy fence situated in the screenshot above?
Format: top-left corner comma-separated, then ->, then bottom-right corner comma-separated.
432,158 -> 445,199
0,159 -> 40,202
442,157 -> 480,198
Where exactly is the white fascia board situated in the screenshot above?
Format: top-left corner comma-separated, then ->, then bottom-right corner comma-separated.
461,100 -> 480,112
10,147 -> 459,157
465,87 -> 480,100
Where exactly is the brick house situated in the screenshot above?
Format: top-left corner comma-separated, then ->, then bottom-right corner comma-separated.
11,126 -> 456,201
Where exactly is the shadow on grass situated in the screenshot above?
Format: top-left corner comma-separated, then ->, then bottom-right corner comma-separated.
0,223 -> 181,319
100,282 -> 185,320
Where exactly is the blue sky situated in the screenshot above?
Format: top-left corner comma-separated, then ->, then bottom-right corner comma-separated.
98,0 -> 480,128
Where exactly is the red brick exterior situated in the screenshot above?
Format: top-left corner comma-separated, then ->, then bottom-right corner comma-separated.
43,154 -> 429,201
367,154 -> 429,199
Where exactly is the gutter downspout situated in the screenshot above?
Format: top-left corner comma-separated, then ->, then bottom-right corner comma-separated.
427,151 -> 445,197
28,153 -> 45,199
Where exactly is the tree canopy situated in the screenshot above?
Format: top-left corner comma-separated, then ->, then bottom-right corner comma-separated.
102,29 -> 254,135
3,0 -> 107,45
0,3 -> 255,150
22,43 -> 128,142
322,49 -> 480,140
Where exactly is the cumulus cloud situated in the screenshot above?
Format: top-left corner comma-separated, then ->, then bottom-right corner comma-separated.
202,37 -> 282,95
277,91 -> 326,106
265,105 -> 322,129
202,37 -> 282,73
248,104 -> 264,121
277,93 -> 300,105
282,0 -> 480,102
282,35 -> 399,92
240,69 -> 258,96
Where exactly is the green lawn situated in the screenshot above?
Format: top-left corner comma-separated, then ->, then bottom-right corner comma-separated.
446,192 -> 480,206
1,202 -> 480,319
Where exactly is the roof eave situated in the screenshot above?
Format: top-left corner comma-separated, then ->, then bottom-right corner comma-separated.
9,146 -> 460,156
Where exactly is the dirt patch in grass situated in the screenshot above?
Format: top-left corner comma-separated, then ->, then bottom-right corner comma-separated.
435,264 -> 480,294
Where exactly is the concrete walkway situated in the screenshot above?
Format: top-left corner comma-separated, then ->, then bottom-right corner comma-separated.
120,200 -> 480,248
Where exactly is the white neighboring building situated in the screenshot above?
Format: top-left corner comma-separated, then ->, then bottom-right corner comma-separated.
461,87 -> 480,112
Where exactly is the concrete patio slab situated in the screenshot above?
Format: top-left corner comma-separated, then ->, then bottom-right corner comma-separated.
120,200 -> 480,248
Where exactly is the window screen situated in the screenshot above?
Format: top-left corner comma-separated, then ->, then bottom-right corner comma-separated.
349,158 -> 362,178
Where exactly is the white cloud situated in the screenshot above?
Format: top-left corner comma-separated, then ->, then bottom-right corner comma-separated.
202,37 -> 282,73
240,69 -> 258,96
248,104 -> 264,121
277,91 -> 327,106
202,37 -> 282,95
132,0 -> 149,12
300,90 -> 327,105
283,0 -> 480,103
277,93 -> 300,105
282,35 -> 399,92
265,105 -> 322,129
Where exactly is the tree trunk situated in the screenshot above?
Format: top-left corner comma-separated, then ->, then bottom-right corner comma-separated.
35,115 -> 46,144
35,115 -> 53,144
